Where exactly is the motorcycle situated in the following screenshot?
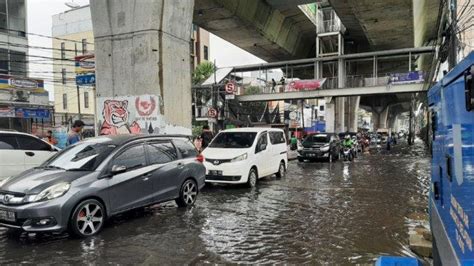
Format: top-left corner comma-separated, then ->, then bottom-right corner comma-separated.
342,147 -> 354,161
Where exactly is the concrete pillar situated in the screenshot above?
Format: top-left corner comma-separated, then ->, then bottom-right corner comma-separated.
379,106 -> 390,129
346,96 -> 360,132
371,112 -> 380,131
335,97 -> 345,132
90,0 -> 194,135
325,98 -> 335,133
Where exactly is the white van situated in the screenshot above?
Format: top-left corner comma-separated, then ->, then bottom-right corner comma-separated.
202,128 -> 288,187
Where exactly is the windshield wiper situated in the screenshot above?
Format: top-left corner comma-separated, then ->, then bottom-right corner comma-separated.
34,165 -> 65,170
66,168 -> 90,171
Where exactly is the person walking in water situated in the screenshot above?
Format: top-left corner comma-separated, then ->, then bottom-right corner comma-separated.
66,120 -> 85,146
200,125 -> 214,150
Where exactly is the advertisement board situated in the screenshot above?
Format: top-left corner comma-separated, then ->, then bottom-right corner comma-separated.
0,75 -> 45,92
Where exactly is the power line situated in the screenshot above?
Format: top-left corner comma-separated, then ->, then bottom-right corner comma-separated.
0,27 -> 94,45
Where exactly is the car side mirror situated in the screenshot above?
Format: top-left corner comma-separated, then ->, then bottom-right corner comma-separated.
111,165 -> 127,175
466,68 -> 474,111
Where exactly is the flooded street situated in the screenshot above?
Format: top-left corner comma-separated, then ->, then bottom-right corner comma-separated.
0,140 -> 430,265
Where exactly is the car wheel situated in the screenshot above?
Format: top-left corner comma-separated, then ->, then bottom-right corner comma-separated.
276,161 -> 286,179
176,179 -> 198,208
246,168 -> 258,188
69,199 -> 105,238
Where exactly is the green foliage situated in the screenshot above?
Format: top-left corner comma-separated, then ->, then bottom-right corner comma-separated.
241,86 -> 265,117
192,61 -> 216,85
243,86 -> 261,95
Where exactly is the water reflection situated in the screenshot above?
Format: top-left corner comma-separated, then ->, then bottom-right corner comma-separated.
0,141 -> 430,264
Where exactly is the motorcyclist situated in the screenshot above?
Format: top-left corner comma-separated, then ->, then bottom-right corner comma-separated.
342,135 -> 354,149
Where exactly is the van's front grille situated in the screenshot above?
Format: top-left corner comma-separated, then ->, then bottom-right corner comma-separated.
206,158 -> 232,166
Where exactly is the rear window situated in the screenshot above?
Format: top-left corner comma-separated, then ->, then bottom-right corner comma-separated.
269,131 -> 286,144
304,135 -> 330,143
209,132 -> 257,149
0,134 -> 18,150
173,139 -> 198,158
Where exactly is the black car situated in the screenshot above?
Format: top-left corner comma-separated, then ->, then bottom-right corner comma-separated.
297,133 -> 340,162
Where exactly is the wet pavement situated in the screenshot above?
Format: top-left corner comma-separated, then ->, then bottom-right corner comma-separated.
0,140 -> 430,265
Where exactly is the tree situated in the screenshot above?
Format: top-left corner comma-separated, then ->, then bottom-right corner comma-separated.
192,61 -> 216,85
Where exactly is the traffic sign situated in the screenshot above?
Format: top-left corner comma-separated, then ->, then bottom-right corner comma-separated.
225,94 -> 235,100
208,108 -> 218,118
225,82 -> 235,94
76,74 -> 95,86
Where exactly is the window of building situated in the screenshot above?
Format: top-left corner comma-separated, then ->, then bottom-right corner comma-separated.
0,0 -> 6,14
63,93 -> 67,110
84,91 -> 89,108
82,39 -> 87,54
203,45 -> 209,60
8,0 -> 26,36
0,48 -> 8,74
61,68 -> 66,84
61,42 -> 66,59
10,51 -> 26,76
319,105 -> 325,111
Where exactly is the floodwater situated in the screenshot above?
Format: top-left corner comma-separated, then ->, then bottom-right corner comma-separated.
0,140 -> 430,265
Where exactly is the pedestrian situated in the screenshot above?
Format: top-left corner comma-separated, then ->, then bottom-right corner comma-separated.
279,76 -> 285,92
194,136 -> 203,152
386,135 -> 391,151
271,78 -> 277,93
290,134 -> 298,150
200,125 -> 214,150
44,130 -> 58,145
67,120 -> 85,146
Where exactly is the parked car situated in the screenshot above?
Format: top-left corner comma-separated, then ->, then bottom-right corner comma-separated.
297,133 -> 340,162
0,130 -> 59,179
202,128 -> 288,188
0,134 -> 205,237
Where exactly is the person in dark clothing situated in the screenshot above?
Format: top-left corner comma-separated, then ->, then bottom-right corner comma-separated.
200,125 -> 214,150
271,78 -> 277,93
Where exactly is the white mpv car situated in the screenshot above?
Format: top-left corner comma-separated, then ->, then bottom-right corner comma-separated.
0,130 -> 59,179
202,128 -> 288,187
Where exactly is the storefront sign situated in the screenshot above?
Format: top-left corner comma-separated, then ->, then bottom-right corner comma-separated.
15,108 -> 50,119
76,74 -> 96,86
0,75 -> 44,92
0,106 -> 15,117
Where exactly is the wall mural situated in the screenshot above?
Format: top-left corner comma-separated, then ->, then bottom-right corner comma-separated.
97,95 -> 190,136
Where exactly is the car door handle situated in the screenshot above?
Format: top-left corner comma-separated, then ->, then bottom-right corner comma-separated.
142,173 -> 152,181
177,162 -> 184,169
25,151 -> 35,157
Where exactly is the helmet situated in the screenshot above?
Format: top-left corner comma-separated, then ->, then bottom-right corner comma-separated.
345,135 -> 350,140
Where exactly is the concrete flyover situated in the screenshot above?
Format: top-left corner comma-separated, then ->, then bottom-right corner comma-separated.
237,83 -> 426,102
193,0 -> 317,61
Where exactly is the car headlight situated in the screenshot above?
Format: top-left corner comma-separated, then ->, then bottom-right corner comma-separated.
320,145 -> 330,152
231,153 -> 248,162
0,176 -> 13,188
27,183 -> 71,203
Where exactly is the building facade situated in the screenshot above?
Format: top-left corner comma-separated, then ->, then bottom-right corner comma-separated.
191,25 -> 210,70
52,5 -> 95,127
0,0 -> 52,134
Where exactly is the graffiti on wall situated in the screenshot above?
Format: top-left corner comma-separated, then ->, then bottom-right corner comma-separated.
97,95 -> 190,135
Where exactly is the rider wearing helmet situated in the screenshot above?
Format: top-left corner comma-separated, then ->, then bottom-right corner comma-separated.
342,134 -> 354,149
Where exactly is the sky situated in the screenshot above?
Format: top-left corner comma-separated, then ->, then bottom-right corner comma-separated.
26,0 -> 265,101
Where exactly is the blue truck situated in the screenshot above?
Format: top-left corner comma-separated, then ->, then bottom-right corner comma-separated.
428,51 -> 474,265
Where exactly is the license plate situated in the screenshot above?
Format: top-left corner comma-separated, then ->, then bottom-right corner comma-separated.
0,209 -> 15,222
308,153 -> 316,157
209,170 -> 223,176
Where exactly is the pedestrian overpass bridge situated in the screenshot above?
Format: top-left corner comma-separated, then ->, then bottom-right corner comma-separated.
237,83 -> 426,102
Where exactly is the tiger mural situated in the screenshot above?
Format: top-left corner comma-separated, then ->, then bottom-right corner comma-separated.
100,100 -> 141,135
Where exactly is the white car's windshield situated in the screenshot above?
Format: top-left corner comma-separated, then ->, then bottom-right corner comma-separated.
42,142 -> 116,171
209,132 -> 257,149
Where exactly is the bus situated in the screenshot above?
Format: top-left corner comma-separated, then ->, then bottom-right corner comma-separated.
428,51 -> 474,265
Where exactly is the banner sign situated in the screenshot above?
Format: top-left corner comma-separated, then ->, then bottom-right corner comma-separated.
389,71 -> 424,85
287,78 -> 326,91
0,75 -> 44,92
15,108 -> 50,119
75,54 -> 95,74
0,106 -> 15,117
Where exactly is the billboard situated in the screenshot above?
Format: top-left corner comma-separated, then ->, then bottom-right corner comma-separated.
287,78 -> 326,91
389,71 -> 424,85
75,54 -> 95,74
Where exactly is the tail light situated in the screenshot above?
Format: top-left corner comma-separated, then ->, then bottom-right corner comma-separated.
196,154 -> 204,163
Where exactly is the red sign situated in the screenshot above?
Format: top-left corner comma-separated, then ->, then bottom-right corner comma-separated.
287,78 -> 326,91
225,82 -> 235,94
208,108 -> 218,118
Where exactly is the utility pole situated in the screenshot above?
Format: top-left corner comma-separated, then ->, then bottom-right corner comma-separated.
75,43 -> 82,120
